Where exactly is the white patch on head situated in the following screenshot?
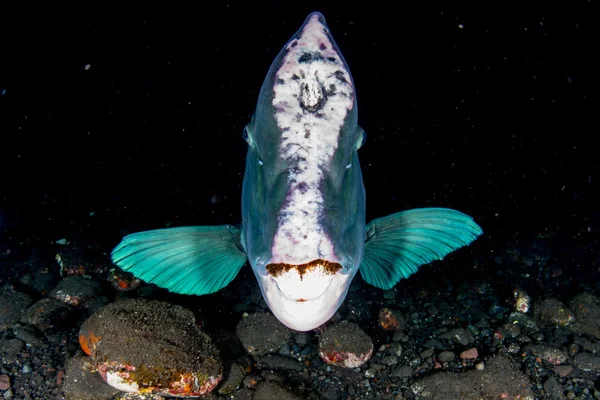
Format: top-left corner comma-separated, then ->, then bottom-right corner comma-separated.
271,14 -> 354,264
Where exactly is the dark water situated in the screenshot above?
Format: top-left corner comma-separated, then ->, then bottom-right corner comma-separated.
1,5 -> 598,267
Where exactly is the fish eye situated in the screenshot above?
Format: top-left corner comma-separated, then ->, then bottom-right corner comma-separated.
242,126 -> 252,145
356,128 -> 366,149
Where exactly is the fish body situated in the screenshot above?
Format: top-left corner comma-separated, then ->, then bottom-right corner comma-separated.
112,12 -> 482,331
240,12 -> 365,330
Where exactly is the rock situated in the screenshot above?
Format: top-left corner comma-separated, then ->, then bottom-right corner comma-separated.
513,288 -> 532,313
553,365 -> 573,377
438,351 -> 455,363
0,284 -> 33,329
440,328 -> 475,346
253,381 -> 302,400
256,355 -> 304,372
391,365 -> 413,378
543,376 -> 566,400
79,299 -> 222,396
569,292 -> 600,339
62,355 -> 120,400
459,348 -> 479,359
544,376 -> 566,400
573,352 -> 600,372
378,308 -> 406,331
0,374 -> 11,390
26,267 -> 61,295
294,331 -> 311,346
420,349 -> 434,359
106,268 -> 141,291
506,311 -> 539,334
22,298 -> 78,331
318,321 -> 373,368
55,243 -> 110,277
217,363 -> 246,395
534,298 -> 575,327
0,338 -> 25,361
50,276 -> 102,307
236,313 -> 291,356
411,355 -> 533,399
13,324 -> 44,346
523,345 -> 567,365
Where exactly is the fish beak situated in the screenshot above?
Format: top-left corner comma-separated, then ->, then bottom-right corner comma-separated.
255,259 -> 354,331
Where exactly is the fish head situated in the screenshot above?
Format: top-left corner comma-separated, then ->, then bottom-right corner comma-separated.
241,12 -> 366,331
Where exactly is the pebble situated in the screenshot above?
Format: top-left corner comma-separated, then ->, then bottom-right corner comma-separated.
524,345 -> 567,365
573,352 -> 600,372
534,298 -> 575,327
381,355 -> 398,366
554,365 -> 574,377
256,355 -> 304,372
294,331 -> 311,346
438,351 -> 455,362
13,325 -> 44,346
0,285 -> 33,329
347,384 -> 356,396
253,381 -> 302,400
22,298 -> 76,332
318,321 -> 373,368
460,348 -> 479,359
391,366 -> 413,378
217,363 -> 246,395
420,348 -> 434,359
50,275 -> 102,306
390,342 -> 403,356
443,328 -> 475,346
236,313 -> 291,356
0,374 -> 10,390
378,308 -> 406,331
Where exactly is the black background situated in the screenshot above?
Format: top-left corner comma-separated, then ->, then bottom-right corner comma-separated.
1,2 -> 598,249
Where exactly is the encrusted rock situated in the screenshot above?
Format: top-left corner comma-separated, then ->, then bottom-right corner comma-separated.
569,292 -> 600,339
22,297 -> 77,331
378,308 -> 406,331
318,321 -> 373,368
79,299 -> 222,396
50,276 -> 102,307
534,298 -> 575,327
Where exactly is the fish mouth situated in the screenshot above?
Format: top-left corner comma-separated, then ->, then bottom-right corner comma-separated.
272,275 -> 333,303
266,259 -> 341,302
255,258 -> 354,331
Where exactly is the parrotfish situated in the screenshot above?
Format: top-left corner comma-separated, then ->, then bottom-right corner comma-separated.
111,12 -> 482,331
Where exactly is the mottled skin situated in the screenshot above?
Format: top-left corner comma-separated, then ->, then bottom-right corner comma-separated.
241,12 -> 366,331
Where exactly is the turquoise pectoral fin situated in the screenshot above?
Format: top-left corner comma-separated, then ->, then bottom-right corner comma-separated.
360,208 -> 483,290
111,225 -> 247,296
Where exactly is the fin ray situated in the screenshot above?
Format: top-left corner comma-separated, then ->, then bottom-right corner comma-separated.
111,225 -> 247,295
360,208 -> 483,290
